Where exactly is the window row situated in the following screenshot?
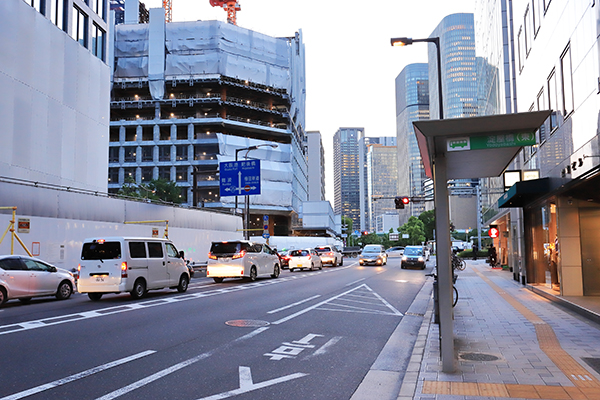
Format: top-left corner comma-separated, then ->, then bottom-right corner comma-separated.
109,144 -> 220,163
110,126 -> 218,142
517,0 -> 553,73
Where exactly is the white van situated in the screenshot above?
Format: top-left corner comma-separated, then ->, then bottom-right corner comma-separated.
77,237 -> 190,301
207,240 -> 280,283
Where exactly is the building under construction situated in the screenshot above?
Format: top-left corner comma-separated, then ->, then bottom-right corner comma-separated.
108,4 -> 308,236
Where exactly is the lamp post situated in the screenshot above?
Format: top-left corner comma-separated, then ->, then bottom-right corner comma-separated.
392,35 -> 455,372
390,37 -> 443,119
234,144 -> 278,240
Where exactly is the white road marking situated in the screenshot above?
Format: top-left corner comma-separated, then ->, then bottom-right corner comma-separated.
0,265 -> 353,336
197,366 -> 308,400
267,295 -> 321,314
233,327 -> 269,342
345,278 -> 366,286
310,336 -> 343,357
0,351 -> 156,400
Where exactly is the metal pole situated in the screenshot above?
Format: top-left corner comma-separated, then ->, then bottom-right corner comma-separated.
244,194 -> 250,240
432,37 -> 444,120
433,153 -> 455,372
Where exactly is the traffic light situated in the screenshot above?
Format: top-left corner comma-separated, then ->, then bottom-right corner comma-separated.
489,225 -> 499,238
395,196 -> 410,209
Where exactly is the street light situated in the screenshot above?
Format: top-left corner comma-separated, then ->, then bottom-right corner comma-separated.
390,36 -> 444,120
234,144 -> 278,240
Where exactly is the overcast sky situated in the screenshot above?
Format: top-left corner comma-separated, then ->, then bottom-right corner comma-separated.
141,0 -> 475,203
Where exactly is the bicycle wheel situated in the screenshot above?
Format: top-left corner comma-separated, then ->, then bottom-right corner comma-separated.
459,259 -> 466,271
453,286 -> 459,307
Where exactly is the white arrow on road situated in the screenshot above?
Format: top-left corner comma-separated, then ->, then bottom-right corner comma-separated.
197,366 -> 308,400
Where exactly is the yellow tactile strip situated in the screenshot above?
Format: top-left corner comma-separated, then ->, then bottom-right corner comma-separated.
421,266 -> 600,399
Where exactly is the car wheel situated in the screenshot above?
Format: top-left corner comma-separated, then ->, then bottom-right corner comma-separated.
88,293 -> 103,301
177,275 -> 189,292
271,264 -> 280,278
213,277 -> 224,283
319,263 -> 322,270
332,259 -> 338,267
401,264 -> 405,269
0,287 -> 6,306
249,266 -> 257,281
339,257 -> 343,266
19,297 -> 32,304
310,262 -> 315,271
289,268 -> 294,272
130,279 -> 146,299
56,281 -> 73,300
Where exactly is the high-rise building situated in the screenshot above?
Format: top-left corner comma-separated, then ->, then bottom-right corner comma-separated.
1,0 -> 110,192
306,131 -> 326,202
108,8 -> 307,236
333,128 -> 364,231
367,144 -> 399,232
429,13 -> 479,230
395,63 -> 430,224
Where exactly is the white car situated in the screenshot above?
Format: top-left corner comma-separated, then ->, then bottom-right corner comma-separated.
288,249 -> 322,272
386,246 -> 405,258
0,255 -> 75,306
207,241 -> 280,283
314,245 -> 343,267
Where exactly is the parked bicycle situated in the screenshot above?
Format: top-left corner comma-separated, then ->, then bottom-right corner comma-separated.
426,273 -> 458,308
452,253 -> 466,271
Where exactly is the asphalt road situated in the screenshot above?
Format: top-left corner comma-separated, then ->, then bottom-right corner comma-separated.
0,256 -> 434,400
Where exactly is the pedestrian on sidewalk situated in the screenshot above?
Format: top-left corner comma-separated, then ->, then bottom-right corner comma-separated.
472,243 -> 478,260
488,243 -> 497,267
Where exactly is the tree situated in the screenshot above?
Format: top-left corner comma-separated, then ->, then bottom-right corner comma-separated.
399,216 -> 426,245
118,177 -> 182,204
418,210 -> 436,241
342,216 -> 354,246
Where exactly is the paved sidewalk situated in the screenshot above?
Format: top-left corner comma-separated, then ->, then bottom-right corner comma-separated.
405,259 -> 600,400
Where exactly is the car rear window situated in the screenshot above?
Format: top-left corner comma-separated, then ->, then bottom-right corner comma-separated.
290,250 -> 309,257
363,245 -> 381,252
314,247 -> 330,253
81,241 -> 121,260
404,247 -> 423,256
210,242 -> 250,255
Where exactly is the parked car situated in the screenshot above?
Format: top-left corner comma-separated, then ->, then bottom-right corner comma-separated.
0,255 -> 75,306
401,246 -> 427,269
359,245 -> 388,266
288,248 -> 322,272
277,250 -> 291,269
386,246 -> 404,257
314,245 -> 343,267
207,240 -> 280,283
78,237 -> 190,301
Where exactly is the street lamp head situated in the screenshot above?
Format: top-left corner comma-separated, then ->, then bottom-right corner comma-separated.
390,37 -> 413,47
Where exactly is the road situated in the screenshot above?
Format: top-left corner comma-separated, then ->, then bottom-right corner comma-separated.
0,256 -> 434,400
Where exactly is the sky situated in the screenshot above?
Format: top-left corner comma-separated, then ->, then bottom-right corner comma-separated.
141,0 -> 475,203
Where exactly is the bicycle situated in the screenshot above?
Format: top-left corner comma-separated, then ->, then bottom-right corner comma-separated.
426,273 -> 458,307
452,253 -> 466,271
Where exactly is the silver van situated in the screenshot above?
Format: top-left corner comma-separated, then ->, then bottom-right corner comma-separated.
77,237 -> 190,301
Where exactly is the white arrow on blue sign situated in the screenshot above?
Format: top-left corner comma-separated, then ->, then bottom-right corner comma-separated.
219,160 -> 261,197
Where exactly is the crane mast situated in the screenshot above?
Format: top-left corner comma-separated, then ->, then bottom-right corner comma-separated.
209,1 -> 241,25
162,0 -> 172,22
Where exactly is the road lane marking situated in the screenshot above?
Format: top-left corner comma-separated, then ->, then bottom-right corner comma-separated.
233,327 -> 269,342
0,351 -> 156,400
197,366 -> 308,400
345,278 -> 366,286
271,284 -> 402,324
267,295 -> 321,314
0,265 -> 353,336
309,336 -> 343,358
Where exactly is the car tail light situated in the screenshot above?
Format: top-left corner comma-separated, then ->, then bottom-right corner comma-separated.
76,264 -> 81,279
121,262 -> 128,278
232,250 -> 246,260
208,253 -> 217,260
327,252 -> 333,256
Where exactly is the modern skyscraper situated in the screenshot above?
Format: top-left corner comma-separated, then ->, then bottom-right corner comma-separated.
306,131 -> 326,201
367,143 -> 399,232
333,128 -> 364,231
395,63 -> 430,224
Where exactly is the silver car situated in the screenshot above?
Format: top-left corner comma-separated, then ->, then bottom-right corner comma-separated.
359,245 -> 388,266
0,255 -> 76,306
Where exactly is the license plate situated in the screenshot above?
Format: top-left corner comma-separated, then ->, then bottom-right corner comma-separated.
95,277 -> 105,282
297,264 -> 303,268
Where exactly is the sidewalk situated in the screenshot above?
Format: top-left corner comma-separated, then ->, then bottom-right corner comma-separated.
405,259 -> 600,400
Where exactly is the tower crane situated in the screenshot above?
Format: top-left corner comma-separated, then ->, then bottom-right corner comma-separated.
209,1 -> 241,25
162,0 -> 172,22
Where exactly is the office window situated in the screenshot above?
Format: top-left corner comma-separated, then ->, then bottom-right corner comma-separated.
524,6 -> 532,56
176,145 -> 188,161
109,147 -> 119,163
108,168 -> 119,183
92,23 -> 105,61
50,0 -> 65,30
159,167 -> 171,180
537,88 -> 548,142
24,0 -> 43,13
560,44 -> 574,117
72,5 -> 88,48
533,0 -> 542,37
159,146 -> 171,162
547,69 -> 559,131
95,0 -> 106,20
124,147 -> 136,162
517,27 -> 524,73
141,146 -> 153,162
141,167 -> 154,181
123,167 -> 136,180
176,166 -> 188,182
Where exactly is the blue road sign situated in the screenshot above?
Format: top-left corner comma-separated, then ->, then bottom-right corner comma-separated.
220,160 -> 261,197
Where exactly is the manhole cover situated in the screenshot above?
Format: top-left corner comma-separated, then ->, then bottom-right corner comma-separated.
225,319 -> 270,328
582,358 -> 600,375
459,352 -> 500,362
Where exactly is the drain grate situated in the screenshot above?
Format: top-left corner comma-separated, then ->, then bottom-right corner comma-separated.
582,358 -> 600,375
459,352 -> 500,362
405,312 -> 425,317
225,319 -> 270,328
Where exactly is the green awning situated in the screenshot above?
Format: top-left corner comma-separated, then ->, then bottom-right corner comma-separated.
498,178 -> 567,208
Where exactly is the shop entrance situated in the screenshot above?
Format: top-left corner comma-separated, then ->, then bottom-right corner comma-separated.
580,208 -> 600,295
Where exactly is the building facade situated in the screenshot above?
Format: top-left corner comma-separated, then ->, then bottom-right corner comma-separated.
1,0 -> 110,192
482,0 -> 600,297
395,63 -> 431,224
306,131 -> 326,202
333,128 -> 364,231
367,144 -> 399,233
108,8 -> 308,236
